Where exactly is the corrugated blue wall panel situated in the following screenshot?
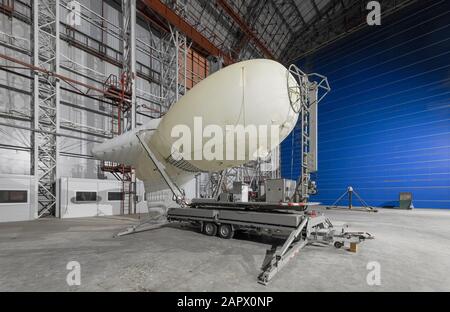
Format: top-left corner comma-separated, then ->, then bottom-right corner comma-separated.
281,0 -> 450,208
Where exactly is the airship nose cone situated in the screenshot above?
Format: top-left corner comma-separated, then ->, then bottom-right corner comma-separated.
152,59 -> 301,172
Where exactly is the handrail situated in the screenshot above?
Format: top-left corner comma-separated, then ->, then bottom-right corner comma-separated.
287,64 -> 309,113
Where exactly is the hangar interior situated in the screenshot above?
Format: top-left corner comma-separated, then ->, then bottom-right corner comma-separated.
0,0 -> 449,291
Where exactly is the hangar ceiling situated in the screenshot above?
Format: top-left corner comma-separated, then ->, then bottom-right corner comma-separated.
137,0 -> 418,64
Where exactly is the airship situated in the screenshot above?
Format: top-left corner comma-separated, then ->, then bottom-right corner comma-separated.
92,59 -> 301,203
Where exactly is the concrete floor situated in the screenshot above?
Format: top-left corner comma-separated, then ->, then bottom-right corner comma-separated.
1,207 -> 450,292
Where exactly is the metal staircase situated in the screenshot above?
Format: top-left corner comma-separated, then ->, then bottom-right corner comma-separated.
100,74 -> 136,215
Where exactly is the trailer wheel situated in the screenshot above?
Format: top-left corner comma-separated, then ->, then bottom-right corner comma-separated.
334,241 -> 344,249
203,222 -> 218,236
218,224 -> 234,239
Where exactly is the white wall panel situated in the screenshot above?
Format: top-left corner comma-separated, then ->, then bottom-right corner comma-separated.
0,174 -> 35,222
59,177 -> 147,218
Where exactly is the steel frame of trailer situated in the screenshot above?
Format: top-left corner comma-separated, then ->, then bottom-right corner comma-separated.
166,205 -> 372,285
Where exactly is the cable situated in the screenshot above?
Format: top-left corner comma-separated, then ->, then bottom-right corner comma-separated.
320,145 -> 450,163
320,92 -> 450,126
321,77 -> 450,117
320,118 -> 450,144
323,13 -> 450,75
309,1 -> 448,65
328,50 -> 450,94
331,32 -> 450,82
318,158 -> 450,172
322,64 -> 450,106
320,131 -> 450,154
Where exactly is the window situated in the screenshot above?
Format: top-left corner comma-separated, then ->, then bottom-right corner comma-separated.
0,190 -> 28,203
75,192 -> 97,202
108,192 -> 123,201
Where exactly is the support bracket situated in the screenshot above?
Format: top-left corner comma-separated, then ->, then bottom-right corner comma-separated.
258,214 -> 373,285
136,130 -> 188,207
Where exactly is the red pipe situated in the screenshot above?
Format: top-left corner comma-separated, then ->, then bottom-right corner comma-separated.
140,0 -> 234,65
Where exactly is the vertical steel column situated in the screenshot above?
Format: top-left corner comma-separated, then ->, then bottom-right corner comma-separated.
160,0 -> 188,108
174,0 -> 188,100
122,0 -> 137,214
308,83 -> 318,173
174,30 -> 179,102
122,0 -> 136,131
171,29 -> 188,102
287,65 -> 314,203
33,0 -> 60,218
348,186 -> 353,209
300,95 -> 309,201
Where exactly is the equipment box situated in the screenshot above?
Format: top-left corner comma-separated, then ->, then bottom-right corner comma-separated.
266,179 -> 297,203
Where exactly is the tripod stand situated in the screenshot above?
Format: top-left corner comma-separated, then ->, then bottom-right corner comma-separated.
327,186 -> 378,212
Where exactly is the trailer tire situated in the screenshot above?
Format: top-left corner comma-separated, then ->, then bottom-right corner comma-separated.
334,241 -> 344,249
218,224 -> 234,239
203,222 -> 218,236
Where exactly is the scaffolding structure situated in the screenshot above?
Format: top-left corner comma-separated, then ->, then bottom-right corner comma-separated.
0,0 -> 14,15
33,0 -> 60,217
0,0 -> 198,217
99,0 -> 137,215
0,0 -> 416,219
99,0 -> 190,215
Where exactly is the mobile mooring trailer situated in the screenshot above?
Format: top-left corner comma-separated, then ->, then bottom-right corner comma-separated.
114,72 -> 372,284
166,203 -> 372,285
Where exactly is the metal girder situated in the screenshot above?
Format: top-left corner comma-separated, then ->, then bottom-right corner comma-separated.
252,0 -> 292,59
33,0 -> 60,218
119,0 -> 137,214
154,2 -> 189,109
228,0 -> 263,59
269,0 -> 295,35
282,0 -> 417,64
216,0 -> 274,60
0,52 -> 132,102
186,0 -> 238,55
122,0 -> 137,132
262,0 -> 305,59
136,130 -> 187,207
310,0 -> 322,19
288,0 -> 307,28
281,0 -> 344,63
140,0 -> 234,64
